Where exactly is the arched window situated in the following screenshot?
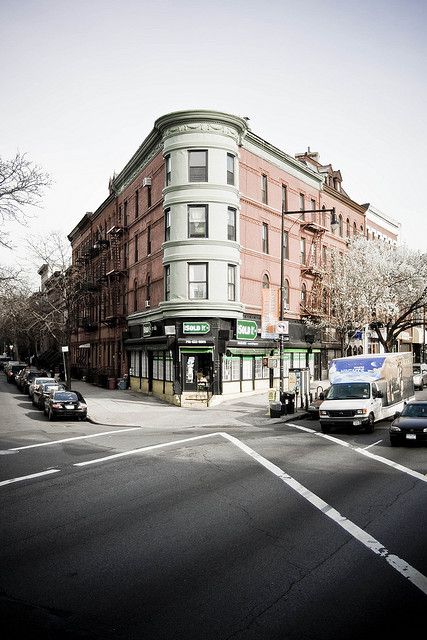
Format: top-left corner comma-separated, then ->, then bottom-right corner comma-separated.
322,205 -> 326,227
346,218 -> 350,238
353,221 -> 357,236
262,273 -> 270,289
283,279 -> 290,308
339,214 -> 343,237
301,282 -> 307,306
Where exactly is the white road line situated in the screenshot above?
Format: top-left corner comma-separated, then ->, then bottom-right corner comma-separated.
0,469 -> 61,487
74,432 -> 224,466
9,427 -> 143,451
286,423 -> 427,483
363,440 -> 383,450
220,432 -> 427,596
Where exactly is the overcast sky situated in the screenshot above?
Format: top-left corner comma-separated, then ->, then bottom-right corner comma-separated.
1,0 -> 426,283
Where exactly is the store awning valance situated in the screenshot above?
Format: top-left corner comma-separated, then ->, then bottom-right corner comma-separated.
225,347 -> 270,356
179,347 -> 214,354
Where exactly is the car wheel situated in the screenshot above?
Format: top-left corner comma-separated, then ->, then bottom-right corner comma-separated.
320,425 -> 330,433
390,439 -> 399,447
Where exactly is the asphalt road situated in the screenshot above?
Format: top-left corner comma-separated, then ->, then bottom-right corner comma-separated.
1,375 -> 426,639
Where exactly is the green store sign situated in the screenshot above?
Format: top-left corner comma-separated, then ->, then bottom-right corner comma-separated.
237,320 -> 258,340
183,322 -> 210,334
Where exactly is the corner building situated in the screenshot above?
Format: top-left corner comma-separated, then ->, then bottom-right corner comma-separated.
69,110 -> 381,406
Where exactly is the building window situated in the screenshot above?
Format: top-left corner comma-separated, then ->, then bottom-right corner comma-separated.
164,265 -> 170,301
338,214 -> 343,237
281,184 -> 288,212
165,155 -> 171,186
165,208 -> 171,241
147,185 -> 152,209
188,263 -> 208,299
262,222 -> 269,253
299,193 -> 305,220
227,207 -> 236,241
134,234 -> 138,263
346,218 -> 350,238
353,221 -> 357,236
261,174 -> 268,204
146,274 -> 151,302
227,153 -> 235,185
283,279 -> 290,308
301,282 -> 307,306
188,150 -> 208,182
188,205 -> 208,238
135,190 -> 139,219
300,237 -> 306,264
147,225 -> 152,254
262,274 -> 270,288
124,200 -> 128,227
227,264 -> 236,301
283,230 -> 289,260
322,205 -> 327,227
133,278 -> 138,312
311,198 -> 316,223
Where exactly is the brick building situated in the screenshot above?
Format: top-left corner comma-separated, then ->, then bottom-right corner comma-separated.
68,110 -> 396,405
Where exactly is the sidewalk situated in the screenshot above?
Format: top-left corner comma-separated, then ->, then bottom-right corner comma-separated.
71,380 -> 310,429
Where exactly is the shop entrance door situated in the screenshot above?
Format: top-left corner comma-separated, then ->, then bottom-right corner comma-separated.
182,353 -> 212,392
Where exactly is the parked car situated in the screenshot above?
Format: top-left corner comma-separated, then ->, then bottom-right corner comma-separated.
389,400 -> 427,446
19,369 -> 46,394
413,363 -> 427,390
28,376 -> 56,399
0,356 -> 12,371
33,382 -> 66,409
307,388 -> 329,419
4,362 -> 28,384
45,389 -> 88,421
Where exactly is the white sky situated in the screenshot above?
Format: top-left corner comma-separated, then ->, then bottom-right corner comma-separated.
1,0 -> 426,285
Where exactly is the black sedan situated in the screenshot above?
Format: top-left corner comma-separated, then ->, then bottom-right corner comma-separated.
389,401 -> 427,446
45,390 -> 88,421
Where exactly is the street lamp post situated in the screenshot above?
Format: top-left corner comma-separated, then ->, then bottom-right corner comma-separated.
278,207 -> 339,394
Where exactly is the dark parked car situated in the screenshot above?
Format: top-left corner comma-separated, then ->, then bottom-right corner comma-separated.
0,356 -> 12,371
19,369 -> 46,394
307,388 -> 329,419
4,362 -> 28,384
33,382 -> 66,409
45,389 -> 88,421
389,401 -> 427,446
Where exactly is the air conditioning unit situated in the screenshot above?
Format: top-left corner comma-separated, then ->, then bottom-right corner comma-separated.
142,177 -> 152,187
145,300 -> 150,308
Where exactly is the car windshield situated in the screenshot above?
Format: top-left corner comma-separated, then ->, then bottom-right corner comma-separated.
327,383 -> 371,400
401,404 -> 427,418
53,392 -> 78,402
413,366 -> 421,374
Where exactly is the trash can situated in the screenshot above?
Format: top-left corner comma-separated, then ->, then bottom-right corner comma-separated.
107,377 -> 116,390
117,377 -> 127,390
269,401 -> 282,418
280,392 -> 295,414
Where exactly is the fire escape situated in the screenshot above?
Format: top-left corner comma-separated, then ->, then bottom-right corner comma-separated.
102,223 -> 127,327
300,218 -> 326,319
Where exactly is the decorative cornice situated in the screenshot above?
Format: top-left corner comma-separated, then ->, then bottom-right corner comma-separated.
155,110 -> 249,144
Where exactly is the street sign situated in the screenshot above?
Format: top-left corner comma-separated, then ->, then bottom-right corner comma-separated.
276,320 -> 289,335
183,322 -> 210,334
237,320 -> 257,340
61,346 -> 69,353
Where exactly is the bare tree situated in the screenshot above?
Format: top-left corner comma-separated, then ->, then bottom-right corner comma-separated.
0,152 -> 51,249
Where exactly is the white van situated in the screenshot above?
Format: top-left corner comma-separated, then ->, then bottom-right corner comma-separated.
319,353 -> 414,433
